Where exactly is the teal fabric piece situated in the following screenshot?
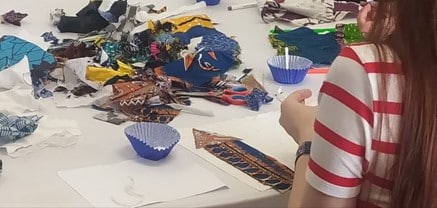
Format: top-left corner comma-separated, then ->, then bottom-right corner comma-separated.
0,35 -> 57,98
273,27 -> 340,65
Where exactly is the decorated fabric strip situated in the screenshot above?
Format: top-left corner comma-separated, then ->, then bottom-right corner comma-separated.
193,129 -> 294,192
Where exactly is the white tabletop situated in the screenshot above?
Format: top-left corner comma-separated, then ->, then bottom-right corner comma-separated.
0,0 -> 345,207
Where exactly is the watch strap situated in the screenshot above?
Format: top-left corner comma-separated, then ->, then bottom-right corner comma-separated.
295,141 -> 312,165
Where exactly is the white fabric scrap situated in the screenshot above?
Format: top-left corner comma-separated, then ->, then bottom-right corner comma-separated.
0,87 -> 43,114
1,116 -> 82,157
0,57 -> 32,90
53,85 -> 113,108
257,0 -> 351,26
64,57 -> 102,91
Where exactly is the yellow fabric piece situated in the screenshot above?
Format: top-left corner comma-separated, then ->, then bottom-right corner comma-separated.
86,60 -> 134,84
148,20 -> 155,31
164,14 -> 214,33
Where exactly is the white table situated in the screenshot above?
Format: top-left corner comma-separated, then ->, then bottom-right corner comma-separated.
0,0 -> 339,207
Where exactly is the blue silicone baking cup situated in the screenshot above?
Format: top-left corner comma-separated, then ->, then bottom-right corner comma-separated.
125,122 -> 180,161
267,55 -> 313,84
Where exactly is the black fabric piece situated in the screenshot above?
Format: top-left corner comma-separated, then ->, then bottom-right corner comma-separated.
57,0 -> 127,33
76,0 -> 103,17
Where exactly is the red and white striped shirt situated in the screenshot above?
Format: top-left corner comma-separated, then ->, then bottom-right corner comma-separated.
306,44 -> 402,208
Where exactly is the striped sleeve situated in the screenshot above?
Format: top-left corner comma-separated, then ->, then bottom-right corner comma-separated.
305,47 -> 374,198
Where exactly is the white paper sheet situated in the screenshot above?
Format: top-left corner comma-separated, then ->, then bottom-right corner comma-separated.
58,146 -> 226,207
178,111 -> 298,192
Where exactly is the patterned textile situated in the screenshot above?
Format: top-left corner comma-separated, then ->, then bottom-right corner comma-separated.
110,80 -> 180,124
164,31 -> 240,86
0,35 -> 57,98
41,31 -> 59,43
86,60 -> 134,85
192,128 -> 241,149
0,112 -> 41,146
193,129 -> 294,193
258,0 -> 353,26
245,88 -> 273,111
335,23 -> 365,45
163,14 -> 215,34
269,27 -> 340,65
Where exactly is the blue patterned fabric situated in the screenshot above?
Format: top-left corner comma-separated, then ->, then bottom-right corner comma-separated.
245,88 -> 273,111
0,35 -> 57,98
0,112 -> 41,146
164,29 -> 240,86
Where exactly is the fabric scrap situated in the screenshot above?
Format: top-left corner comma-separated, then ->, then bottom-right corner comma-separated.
0,112 -> 41,146
1,10 -> 28,26
193,129 -> 294,193
0,87 -> 43,114
0,35 -> 57,98
245,88 -> 273,111
258,0 -> 354,26
269,27 -> 340,64
0,116 -> 82,157
41,31 -> 59,43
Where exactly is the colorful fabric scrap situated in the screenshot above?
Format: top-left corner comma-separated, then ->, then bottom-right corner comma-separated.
1,10 -> 28,26
0,35 -> 57,98
164,31 -> 240,86
86,60 -> 134,85
41,31 -> 59,43
193,129 -> 294,192
335,23 -> 365,45
269,27 -> 340,65
0,112 -> 42,146
163,14 -> 215,34
192,128 -> 241,149
110,81 -> 180,123
245,88 -> 273,111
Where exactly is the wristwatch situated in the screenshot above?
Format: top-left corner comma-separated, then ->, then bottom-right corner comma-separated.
295,141 -> 312,165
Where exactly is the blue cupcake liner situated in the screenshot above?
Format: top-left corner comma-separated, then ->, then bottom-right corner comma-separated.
124,122 -> 180,161
267,55 -> 313,84
196,0 -> 221,6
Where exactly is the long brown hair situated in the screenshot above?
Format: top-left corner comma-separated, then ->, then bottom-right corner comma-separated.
366,0 -> 437,207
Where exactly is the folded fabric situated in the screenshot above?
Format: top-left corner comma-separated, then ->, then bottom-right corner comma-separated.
0,112 -> 41,146
164,30 -> 240,86
258,0 -> 354,26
